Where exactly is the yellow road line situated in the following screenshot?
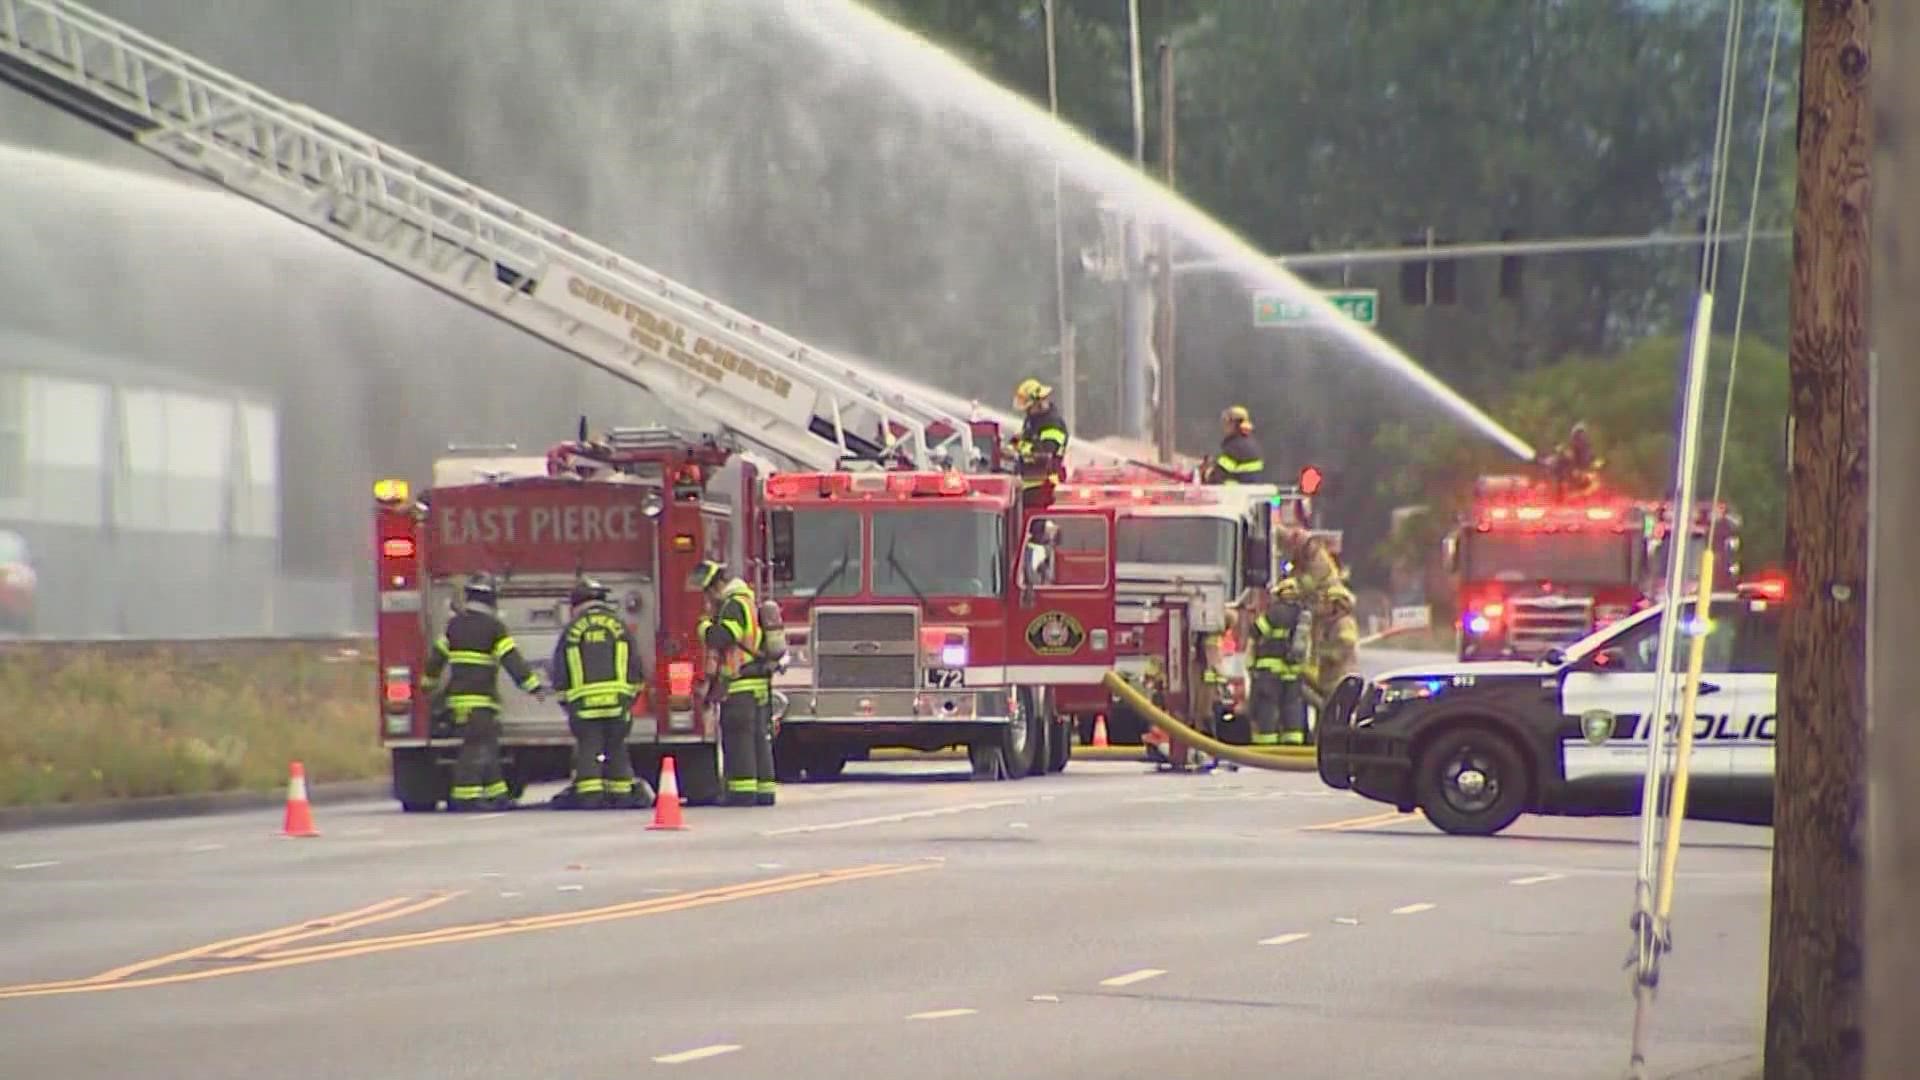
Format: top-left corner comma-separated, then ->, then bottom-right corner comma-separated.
0,895 -> 420,994
1300,809 -> 1421,832
0,863 -> 934,1001
213,893 -> 462,959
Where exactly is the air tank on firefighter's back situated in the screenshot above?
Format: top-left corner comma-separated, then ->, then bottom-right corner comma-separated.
0,120 -> 665,637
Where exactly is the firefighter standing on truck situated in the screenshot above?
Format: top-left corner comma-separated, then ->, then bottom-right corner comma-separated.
1251,576 -> 1314,747
549,577 -> 653,811
1011,378 -> 1069,497
1204,405 -> 1267,484
422,574 -> 545,812
694,559 -> 777,807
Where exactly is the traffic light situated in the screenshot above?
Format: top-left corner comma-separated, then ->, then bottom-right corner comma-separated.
1498,227 -> 1522,300
1298,464 -> 1324,496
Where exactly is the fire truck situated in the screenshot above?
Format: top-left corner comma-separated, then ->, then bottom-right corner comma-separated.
761,466 -> 1116,780
1445,474 -> 1740,660
371,427 -> 759,809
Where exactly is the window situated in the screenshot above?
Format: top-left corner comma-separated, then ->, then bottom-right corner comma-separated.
871,508 -> 1004,598
780,508 -> 861,598
1600,601 -> 1741,674
1115,516 -> 1237,569
1729,605 -> 1782,674
1462,529 -> 1636,585
1030,513 -> 1108,588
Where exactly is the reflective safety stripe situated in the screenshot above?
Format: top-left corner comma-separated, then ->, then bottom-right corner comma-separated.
726,778 -> 757,793
1279,731 -> 1307,746
575,777 -> 606,794
607,779 -> 634,794
450,784 -> 486,801
1250,733 -> 1280,746
445,650 -> 496,665
491,636 -> 521,660
447,694 -> 496,711
756,780 -> 777,794
574,705 -> 628,720
482,780 -> 510,798
1215,454 -> 1265,474
725,680 -> 770,699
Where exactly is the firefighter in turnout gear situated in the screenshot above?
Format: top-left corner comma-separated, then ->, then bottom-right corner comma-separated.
693,559 -> 777,807
422,574 -> 545,811
1011,378 -> 1069,499
1204,405 -> 1268,484
1251,576 -> 1314,747
549,578 -> 653,810
1308,583 -> 1360,708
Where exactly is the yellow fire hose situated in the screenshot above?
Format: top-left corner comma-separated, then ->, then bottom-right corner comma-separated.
1102,672 -> 1318,772
1654,550 -> 1717,920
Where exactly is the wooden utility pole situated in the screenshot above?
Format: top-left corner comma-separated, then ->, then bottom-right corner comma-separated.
1154,37 -> 1178,464
1766,1 -> 1869,1076
1868,0 -> 1919,1075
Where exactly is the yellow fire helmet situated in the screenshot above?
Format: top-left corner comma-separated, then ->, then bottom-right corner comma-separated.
1271,577 -> 1302,600
1222,404 -> 1252,430
1325,584 -> 1356,611
1014,378 -> 1052,411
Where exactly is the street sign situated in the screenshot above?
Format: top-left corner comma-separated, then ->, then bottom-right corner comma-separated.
1252,288 -> 1379,328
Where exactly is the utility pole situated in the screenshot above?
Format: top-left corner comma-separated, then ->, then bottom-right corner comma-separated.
1154,37 -> 1177,465
1042,0 -> 1074,431
1868,0 -> 1916,1075
1766,0 -> 1869,1076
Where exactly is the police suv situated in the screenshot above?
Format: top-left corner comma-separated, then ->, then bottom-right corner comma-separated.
1316,580 -> 1782,836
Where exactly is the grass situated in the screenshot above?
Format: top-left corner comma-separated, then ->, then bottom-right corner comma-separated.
0,641 -> 385,807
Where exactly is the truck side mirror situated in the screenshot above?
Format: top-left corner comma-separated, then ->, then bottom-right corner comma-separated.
768,510 -> 795,583
1019,540 -> 1053,605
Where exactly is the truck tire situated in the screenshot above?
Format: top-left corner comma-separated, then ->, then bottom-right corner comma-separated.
1045,716 -> 1072,773
391,748 -> 446,813
667,745 -> 724,806
804,750 -> 848,780
970,692 -> 1041,780
1413,724 -> 1530,837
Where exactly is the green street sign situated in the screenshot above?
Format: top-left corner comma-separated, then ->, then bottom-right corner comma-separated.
1253,288 -> 1379,328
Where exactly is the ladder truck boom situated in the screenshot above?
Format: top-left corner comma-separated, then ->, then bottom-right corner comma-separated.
0,0 -> 981,472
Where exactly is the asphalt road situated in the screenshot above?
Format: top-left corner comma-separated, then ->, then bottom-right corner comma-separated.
0,752 -> 1768,1080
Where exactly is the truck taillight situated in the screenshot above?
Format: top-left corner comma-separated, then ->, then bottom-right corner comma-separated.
383,666 -> 413,715
382,538 -> 415,559
668,661 -> 695,697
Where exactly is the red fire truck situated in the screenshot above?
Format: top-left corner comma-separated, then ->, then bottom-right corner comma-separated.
760,467 -> 1115,781
371,427 -> 759,810
1445,474 -> 1740,660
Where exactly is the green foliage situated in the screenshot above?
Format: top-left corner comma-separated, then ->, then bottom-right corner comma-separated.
0,644 -> 382,806
1374,332 -> 1789,572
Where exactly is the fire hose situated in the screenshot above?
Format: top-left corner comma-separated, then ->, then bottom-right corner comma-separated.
1102,672 -> 1317,772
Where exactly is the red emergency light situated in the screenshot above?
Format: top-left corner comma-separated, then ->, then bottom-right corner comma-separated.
1298,465 -> 1323,496
381,538 -> 416,560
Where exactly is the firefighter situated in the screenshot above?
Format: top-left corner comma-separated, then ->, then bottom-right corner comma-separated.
1011,378 -> 1069,497
1251,576 -> 1314,747
693,559 -> 777,807
1538,421 -> 1605,497
1204,405 -> 1267,484
1309,583 -> 1361,710
549,577 -> 653,811
421,574 -> 545,812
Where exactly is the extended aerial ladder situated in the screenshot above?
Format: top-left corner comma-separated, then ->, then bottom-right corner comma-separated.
0,0 -> 996,472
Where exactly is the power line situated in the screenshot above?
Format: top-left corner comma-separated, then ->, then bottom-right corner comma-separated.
1170,229 -> 1790,274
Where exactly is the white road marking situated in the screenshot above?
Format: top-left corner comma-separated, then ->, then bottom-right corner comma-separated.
1333,917 -> 1361,926
479,872 -> 504,880
185,843 -> 225,853
652,1044 -> 741,1065
1099,968 -> 1167,988
1392,903 -> 1436,915
557,884 -> 585,893
907,1008 -> 978,1020
755,862 -> 784,870
1510,873 -> 1567,886
760,799 -> 1024,837
1030,994 -> 1062,1003
9,861 -> 57,870
500,892 -> 523,899
1259,932 -> 1311,947
1008,821 -> 1030,830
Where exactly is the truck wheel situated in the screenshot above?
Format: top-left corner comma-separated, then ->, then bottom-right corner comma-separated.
1045,716 -> 1071,773
391,748 -> 446,813
773,731 -> 806,783
805,751 -> 848,781
970,694 -> 1041,780
668,745 -> 724,806
1413,725 -> 1529,837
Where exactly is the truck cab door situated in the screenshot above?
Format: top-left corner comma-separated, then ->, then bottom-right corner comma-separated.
1012,507 -> 1115,685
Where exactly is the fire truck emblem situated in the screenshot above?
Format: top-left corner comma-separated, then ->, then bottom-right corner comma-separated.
1025,611 -> 1086,656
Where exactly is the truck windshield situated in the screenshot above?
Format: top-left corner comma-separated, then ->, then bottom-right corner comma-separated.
870,508 -> 1004,598
1462,530 -> 1633,584
782,509 -> 862,598
1116,516 -> 1237,568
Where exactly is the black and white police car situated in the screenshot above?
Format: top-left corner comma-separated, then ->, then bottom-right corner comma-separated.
1316,579 -> 1783,836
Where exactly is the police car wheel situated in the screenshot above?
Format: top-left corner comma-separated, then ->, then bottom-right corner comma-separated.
1413,726 -> 1529,837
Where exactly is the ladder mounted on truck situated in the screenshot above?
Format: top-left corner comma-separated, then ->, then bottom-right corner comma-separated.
0,0 -> 987,473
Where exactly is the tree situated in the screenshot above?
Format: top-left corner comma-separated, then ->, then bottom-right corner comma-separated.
1764,0 -> 1870,1074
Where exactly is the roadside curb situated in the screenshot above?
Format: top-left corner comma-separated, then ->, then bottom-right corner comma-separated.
869,746 -> 1148,763
0,778 -> 390,833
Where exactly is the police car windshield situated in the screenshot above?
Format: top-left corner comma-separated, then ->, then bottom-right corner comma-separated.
1116,517 -> 1235,568
1462,529 -> 1633,584
871,508 -> 1004,598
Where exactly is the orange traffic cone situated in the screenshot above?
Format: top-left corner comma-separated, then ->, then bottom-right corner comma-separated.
281,761 -> 320,838
648,755 -> 687,831
1092,715 -> 1110,748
